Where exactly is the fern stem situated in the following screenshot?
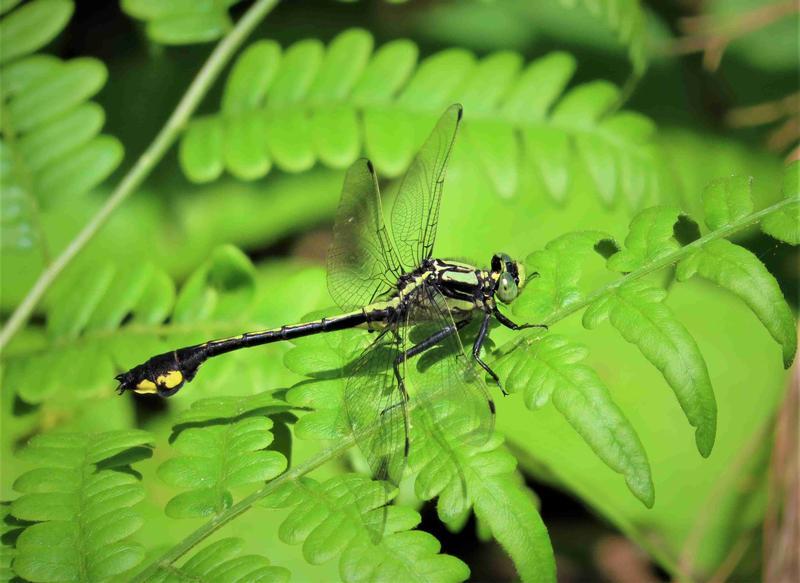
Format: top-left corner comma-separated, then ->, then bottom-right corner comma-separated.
130,437 -> 356,582
502,194 -> 799,353
0,0 -> 281,352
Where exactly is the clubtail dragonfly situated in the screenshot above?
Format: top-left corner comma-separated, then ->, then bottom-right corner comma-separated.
116,104 -> 542,487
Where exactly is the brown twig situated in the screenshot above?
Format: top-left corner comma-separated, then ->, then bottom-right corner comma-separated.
763,347 -> 799,583
669,0 -> 798,71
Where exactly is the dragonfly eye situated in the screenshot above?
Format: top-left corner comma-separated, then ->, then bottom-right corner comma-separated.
496,272 -> 518,303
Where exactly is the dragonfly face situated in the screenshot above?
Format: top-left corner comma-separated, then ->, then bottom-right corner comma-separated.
490,253 -> 526,305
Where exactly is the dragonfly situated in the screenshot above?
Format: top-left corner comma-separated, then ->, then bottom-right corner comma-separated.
116,104 -> 543,487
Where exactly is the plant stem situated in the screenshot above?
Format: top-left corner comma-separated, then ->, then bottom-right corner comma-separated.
0,0 -> 281,353
500,195 -> 799,354
129,437 -> 355,582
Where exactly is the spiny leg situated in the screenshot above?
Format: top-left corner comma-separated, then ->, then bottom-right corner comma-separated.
493,307 -> 548,332
384,320 -> 471,456
473,311 -> 507,395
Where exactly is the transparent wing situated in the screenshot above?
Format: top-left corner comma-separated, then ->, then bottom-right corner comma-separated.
391,104 -> 463,270
403,283 -> 495,459
327,159 -> 403,311
343,325 -> 408,487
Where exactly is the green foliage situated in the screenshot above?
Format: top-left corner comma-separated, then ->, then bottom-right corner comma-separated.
3,245 -> 266,406
263,475 -> 470,583
761,161 -> 799,244
283,324 -> 557,582
679,167 -> 798,367
0,0 -> 123,255
583,280 -> 717,456
159,396 -> 289,518
498,334 -> 654,507
145,538 -> 289,582
179,29 -> 660,207
1,4 -> 798,582
9,430 -> 153,582
558,0 -> 649,79
120,0 -> 246,45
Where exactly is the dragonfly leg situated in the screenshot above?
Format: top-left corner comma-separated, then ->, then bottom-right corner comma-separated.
473,312 -> 506,395
384,320 -> 471,452
493,308 -> 548,332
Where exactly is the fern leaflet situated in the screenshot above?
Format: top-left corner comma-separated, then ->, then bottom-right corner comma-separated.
178,28 -> 660,208
0,0 -> 123,256
158,394 -> 290,519
143,537 -> 289,583
262,475 -> 470,583
761,161 -> 799,244
9,430 -> 153,582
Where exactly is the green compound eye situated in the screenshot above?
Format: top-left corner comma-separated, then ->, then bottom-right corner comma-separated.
496,272 -> 518,303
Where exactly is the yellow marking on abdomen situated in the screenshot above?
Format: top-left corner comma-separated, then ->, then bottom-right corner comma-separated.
135,379 -> 158,394
157,370 -> 184,389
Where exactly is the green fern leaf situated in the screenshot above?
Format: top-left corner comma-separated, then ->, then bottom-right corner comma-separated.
512,230 -> 616,321
0,246 -> 305,415
0,1 -> 123,254
558,0 -> 649,79
701,175 -> 754,229
120,0 -> 245,45
761,161 -> 799,244
145,537 -> 289,583
262,475 -> 470,583
497,334 -> 654,507
158,397 -> 288,519
675,170 -> 798,367
582,280 -> 717,457
0,0 -> 72,65
606,206 -> 684,272
678,239 -> 796,368
178,29 -> 660,208
408,391 -> 556,583
10,430 -> 153,582
284,326 -> 556,582
1,502 -> 23,582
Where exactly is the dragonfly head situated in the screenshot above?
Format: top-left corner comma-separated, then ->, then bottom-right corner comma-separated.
115,352 -> 187,397
490,253 -> 527,304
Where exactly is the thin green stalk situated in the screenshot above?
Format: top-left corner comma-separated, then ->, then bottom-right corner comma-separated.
129,437 -> 356,582
0,0 -> 281,352
499,195 -> 799,355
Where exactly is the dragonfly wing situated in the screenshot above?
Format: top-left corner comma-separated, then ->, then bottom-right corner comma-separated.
327,159 -> 403,311
390,104 -> 463,270
343,325 -> 408,487
405,283 -> 495,461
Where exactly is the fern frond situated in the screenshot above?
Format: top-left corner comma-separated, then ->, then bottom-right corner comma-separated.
120,0 -> 246,45
284,331 -> 557,583
512,231 -> 618,321
145,537 -> 289,583
261,475 -> 470,583
0,0 -> 123,255
497,334 -> 654,507
582,280 -> 717,456
0,247 -> 316,414
558,0 -> 649,80
408,407 -> 557,583
606,206 -> 686,271
178,28 -> 660,208
677,167 -> 798,367
158,395 -> 289,519
761,161 -> 799,244
1,502 -> 23,582
9,430 -> 153,582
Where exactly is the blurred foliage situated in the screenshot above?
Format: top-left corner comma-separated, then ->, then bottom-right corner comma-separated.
1,1 -> 798,582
